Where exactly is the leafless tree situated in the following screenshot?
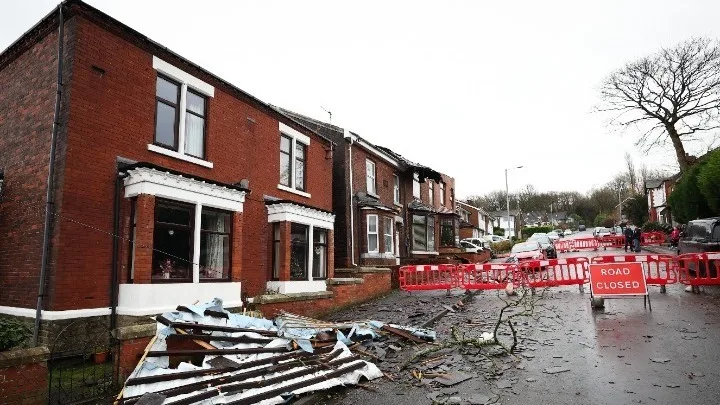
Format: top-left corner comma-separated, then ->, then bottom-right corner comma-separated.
599,38 -> 720,173
624,153 -> 640,193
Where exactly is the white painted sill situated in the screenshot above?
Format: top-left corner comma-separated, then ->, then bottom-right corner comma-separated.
361,252 -> 396,259
277,184 -> 311,198
411,251 -> 439,255
147,144 -> 214,168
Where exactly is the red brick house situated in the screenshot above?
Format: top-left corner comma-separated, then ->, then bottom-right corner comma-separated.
646,178 -> 675,224
277,110 -> 459,267
0,1 -> 340,336
457,201 -> 494,239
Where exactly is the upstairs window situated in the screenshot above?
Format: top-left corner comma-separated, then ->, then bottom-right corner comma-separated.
366,160 -> 377,195
440,183 -> 446,206
413,173 -> 420,198
393,175 -> 400,204
429,182 -> 434,205
279,123 -> 311,195
154,76 -> 207,159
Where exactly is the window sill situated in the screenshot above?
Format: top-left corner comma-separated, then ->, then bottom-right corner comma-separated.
394,202 -> 402,208
367,191 -> 380,199
147,144 -> 214,168
277,184 -> 311,198
361,252 -> 396,259
411,250 -> 439,255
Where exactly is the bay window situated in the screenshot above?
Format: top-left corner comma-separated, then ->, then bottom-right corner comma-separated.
367,214 -> 379,253
440,216 -> 459,247
412,214 -> 435,252
151,199 -> 233,283
272,223 -> 281,280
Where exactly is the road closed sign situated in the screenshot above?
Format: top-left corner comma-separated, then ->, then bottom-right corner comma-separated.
589,262 -> 647,296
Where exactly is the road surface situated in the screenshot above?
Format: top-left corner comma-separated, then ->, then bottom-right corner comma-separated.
317,232 -> 720,405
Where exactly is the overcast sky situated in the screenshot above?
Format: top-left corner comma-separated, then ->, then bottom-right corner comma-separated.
4,1 -> 720,199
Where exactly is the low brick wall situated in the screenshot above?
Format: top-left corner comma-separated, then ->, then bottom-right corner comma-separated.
114,324 -> 156,383
253,268 -> 392,319
0,346 -> 49,405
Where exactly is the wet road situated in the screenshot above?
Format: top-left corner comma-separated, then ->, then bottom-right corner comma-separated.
318,233 -> 720,405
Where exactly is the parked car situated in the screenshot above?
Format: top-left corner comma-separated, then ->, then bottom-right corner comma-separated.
564,229 -> 573,236
459,240 -> 484,253
484,234 -> 509,243
578,224 -> 586,231
545,231 -> 561,242
679,218 -> 720,278
527,234 -> 557,259
593,227 -> 612,238
507,240 -> 546,263
552,229 -> 564,238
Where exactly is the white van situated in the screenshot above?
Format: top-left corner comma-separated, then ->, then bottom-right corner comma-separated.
483,234 -> 509,243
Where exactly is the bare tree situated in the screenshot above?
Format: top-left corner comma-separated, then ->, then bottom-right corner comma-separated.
625,153 -> 639,193
599,38 -> 720,173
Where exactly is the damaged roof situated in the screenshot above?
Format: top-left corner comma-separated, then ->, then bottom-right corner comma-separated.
118,299 -> 435,404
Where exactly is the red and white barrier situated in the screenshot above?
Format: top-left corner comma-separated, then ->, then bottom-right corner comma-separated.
676,253 -> 720,287
399,264 -> 458,291
457,263 -> 521,291
519,257 -> 589,289
590,254 -> 677,286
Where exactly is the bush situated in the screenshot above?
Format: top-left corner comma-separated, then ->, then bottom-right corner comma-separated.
602,217 -> 615,228
642,221 -> 672,233
697,148 -> 720,214
594,213 -> 608,227
668,160 -> 714,224
523,226 -> 553,235
493,227 -> 505,236
490,240 -> 513,254
623,194 -> 649,227
0,318 -> 30,351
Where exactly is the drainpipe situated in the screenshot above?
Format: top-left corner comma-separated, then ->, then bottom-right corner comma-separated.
346,131 -> 356,266
110,169 -> 127,332
34,5 -> 64,346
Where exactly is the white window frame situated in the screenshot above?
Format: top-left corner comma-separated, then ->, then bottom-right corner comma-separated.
383,217 -> 394,254
393,174 -> 400,205
413,173 -> 420,198
367,214 -> 379,253
440,182 -> 446,206
149,56 -> 214,168
366,159 -> 377,195
278,122 -> 311,198
428,181 -> 434,205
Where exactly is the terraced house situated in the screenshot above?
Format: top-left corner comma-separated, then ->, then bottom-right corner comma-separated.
278,110 -> 460,268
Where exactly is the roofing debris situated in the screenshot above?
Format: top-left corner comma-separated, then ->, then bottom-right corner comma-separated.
117,299 -> 436,404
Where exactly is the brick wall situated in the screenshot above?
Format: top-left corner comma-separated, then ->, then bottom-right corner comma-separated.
0,16 -> 75,309
0,347 -> 49,405
1,13 -> 333,311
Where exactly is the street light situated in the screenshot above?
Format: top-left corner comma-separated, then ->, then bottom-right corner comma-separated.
505,166 -> 523,239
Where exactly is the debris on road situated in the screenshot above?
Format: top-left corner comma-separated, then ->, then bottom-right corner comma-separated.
116,298 -> 439,404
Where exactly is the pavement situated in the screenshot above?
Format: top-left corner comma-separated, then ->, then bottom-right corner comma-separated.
310,233 -> 720,405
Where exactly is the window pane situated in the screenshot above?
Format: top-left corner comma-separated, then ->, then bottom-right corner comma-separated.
441,218 -> 454,246
312,229 -> 327,279
155,102 -> 177,148
272,224 -> 280,279
368,234 -> 378,252
290,223 -> 308,280
384,217 -> 393,253
280,136 -> 291,153
201,209 -> 231,232
152,223 -> 192,282
295,142 -> 305,160
280,151 -> 291,186
200,233 -> 230,280
156,76 -> 178,103
368,215 -> 378,232
413,215 -> 427,251
393,176 -> 400,203
156,201 -> 192,225
295,159 -> 305,190
186,90 -> 205,116
428,217 -> 436,250
185,113 -> 205,158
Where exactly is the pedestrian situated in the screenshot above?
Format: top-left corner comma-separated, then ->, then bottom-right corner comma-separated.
633,226 -> 642,252
624,225 -> 634,252
670,226 -> 681,248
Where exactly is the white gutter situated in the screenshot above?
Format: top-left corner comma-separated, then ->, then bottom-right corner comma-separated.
347,130 -> 357,266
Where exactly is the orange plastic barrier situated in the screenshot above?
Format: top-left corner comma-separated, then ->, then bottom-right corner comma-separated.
457,263 -> 521,291
676,253 -> 720,287
519,257 -> 590,288
641,232 -> 666,246
590,254 -> 677,286
398,264 -> 458,291
598,235 -> 625,250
